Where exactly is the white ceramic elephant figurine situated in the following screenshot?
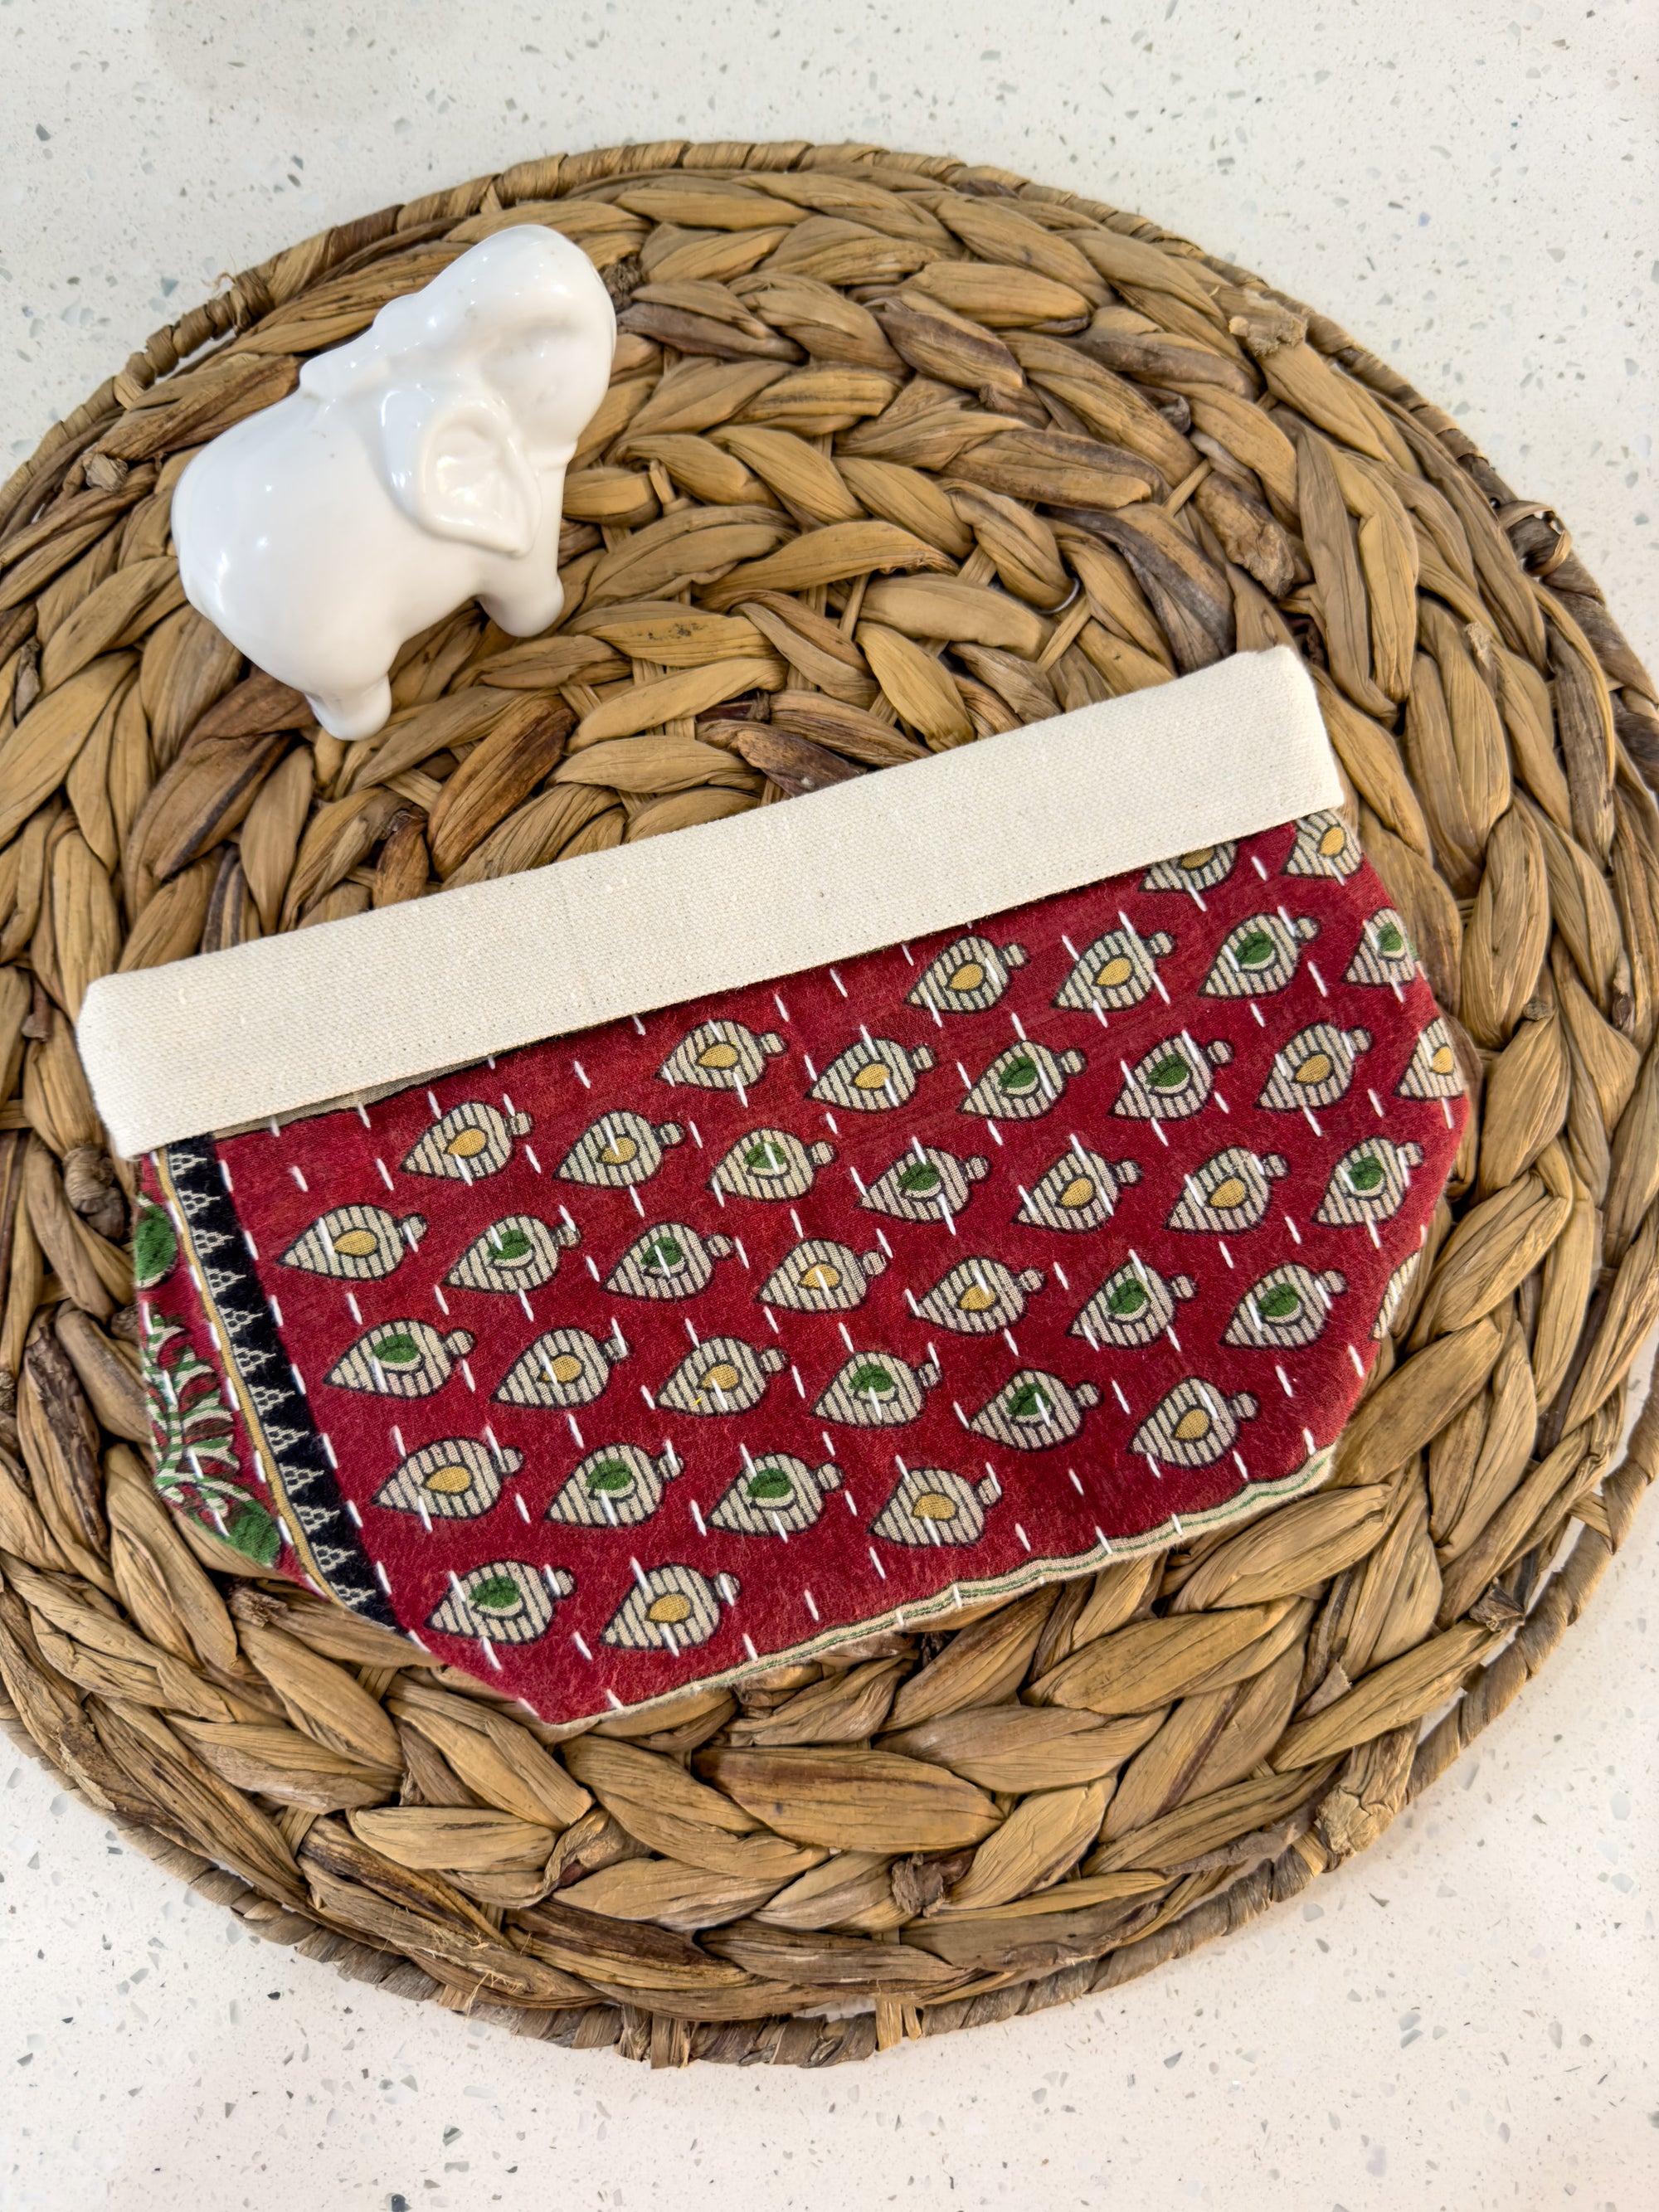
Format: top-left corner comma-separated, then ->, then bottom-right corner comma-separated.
171,225 -> 616,739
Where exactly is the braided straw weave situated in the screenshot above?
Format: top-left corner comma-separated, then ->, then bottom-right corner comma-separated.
2,139 -> 1657,2070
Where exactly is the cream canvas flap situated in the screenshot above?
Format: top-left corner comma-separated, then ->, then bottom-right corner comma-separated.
77,648 -> 1342,1158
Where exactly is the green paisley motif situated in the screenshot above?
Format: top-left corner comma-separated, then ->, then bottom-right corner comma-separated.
131,1202 -> 178,1291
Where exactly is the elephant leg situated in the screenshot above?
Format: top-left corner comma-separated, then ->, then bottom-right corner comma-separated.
479,572 -> 565,637
307,673 -> 393,741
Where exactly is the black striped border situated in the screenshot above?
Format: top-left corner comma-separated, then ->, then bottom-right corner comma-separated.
158,1135 -> 399,1630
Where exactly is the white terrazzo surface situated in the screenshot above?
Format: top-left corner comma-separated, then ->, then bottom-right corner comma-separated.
1,3 -> 1656,2205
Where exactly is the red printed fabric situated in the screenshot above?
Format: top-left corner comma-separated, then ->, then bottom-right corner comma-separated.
134,814 -> 1466,1723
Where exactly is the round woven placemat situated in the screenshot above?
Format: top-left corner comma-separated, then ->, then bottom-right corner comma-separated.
2,139 -> 1657,2071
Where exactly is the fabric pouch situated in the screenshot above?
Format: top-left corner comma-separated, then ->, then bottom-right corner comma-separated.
78,649 -> 1467,1723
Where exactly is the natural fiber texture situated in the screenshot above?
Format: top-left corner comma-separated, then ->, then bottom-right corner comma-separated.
1,139 -> 1657,2069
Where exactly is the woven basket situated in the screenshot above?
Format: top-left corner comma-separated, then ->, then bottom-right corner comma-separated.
2,139 -> 1656,2073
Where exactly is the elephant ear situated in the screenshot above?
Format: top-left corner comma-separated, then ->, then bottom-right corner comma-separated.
379,384 -> 541,557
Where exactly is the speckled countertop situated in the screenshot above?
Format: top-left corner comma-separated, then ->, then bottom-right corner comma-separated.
1,4 -> 1655,2207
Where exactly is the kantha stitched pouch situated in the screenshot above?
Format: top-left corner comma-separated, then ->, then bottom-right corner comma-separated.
79,649 -> 1467,1724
